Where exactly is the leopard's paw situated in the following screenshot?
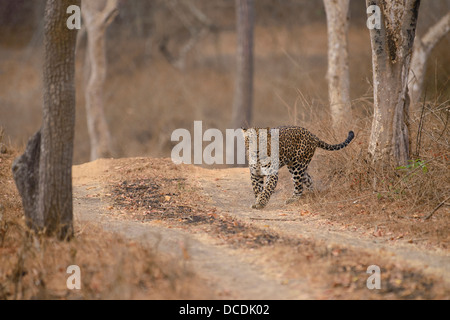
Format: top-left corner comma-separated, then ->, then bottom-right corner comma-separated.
251,202 -> 266,210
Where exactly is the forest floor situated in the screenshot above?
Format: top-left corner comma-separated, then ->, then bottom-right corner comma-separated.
72,157 -> 449,299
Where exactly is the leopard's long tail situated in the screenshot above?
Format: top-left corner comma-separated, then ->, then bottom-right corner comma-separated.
317,131 -> 354,151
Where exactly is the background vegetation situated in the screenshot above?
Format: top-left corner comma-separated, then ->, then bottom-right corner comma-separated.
0,0 -> 448,164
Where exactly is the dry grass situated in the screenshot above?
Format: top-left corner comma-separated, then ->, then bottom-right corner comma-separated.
0,145 -> 213,300
291,99 -> 449,249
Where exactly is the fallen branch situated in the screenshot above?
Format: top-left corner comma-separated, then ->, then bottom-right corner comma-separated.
423,196 -> 450,221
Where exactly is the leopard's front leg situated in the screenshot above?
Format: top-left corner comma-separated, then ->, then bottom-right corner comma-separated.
253,174 -> 278,209
250,170 -> 264,200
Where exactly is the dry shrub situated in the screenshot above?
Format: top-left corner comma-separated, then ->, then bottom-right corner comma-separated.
0,221 -> 203,300
286,96 -> 449,247
313,98 -> 448,207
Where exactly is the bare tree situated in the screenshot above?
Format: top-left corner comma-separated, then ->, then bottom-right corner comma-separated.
366,0 -> 421,167
323,0 -> 352,131
231,0 -> 254,129
13,0 -> 80,240
408,11 -> 450,108
161,0 -> 216,70
82,0 -> 118,161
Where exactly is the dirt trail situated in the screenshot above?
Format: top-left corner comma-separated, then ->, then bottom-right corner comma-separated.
72,158 -> 449,299
194,167 -> 450,283
73,159 -> 313,299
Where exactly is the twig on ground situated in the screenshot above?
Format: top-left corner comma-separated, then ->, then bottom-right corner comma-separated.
423,196 -> 449,221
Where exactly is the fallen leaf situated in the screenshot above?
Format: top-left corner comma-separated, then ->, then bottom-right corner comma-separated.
300,210 -> 310,216
331,249 -> 341,256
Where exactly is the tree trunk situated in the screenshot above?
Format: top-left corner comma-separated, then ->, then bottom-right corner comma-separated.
231,0 -> 254,129
323,0 -> 352,132
82,0 -> 118,161
367,0 -> 420,167
13,0 -> 79,240
408,11 -> 450,109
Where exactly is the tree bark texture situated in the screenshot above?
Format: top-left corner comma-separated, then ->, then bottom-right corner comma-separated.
323,0 -> 352,132
82,0 -> 118,161
231,0 -> 254,129
408,11 -> 450,108
13,0 -> 79,240
40,0 -> 79,239
367,0 -> 420,167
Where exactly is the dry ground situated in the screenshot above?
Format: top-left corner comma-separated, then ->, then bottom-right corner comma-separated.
71,156 -> 449,299
1,126 -> 449,299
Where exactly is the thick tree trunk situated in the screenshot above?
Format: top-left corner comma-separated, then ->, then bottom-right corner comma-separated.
82,0 -> 118,161
39,0 -> 79,239
367,0 -> 420,167
12,0 -> 79,240
323,0 -> 352,132
408,11 -> 450,108
231,0 -> 254,129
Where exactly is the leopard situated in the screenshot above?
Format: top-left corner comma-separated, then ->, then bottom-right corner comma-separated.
242,126 -> 354,209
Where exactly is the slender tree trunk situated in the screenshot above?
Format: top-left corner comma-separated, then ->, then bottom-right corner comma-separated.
367,0 -> 420,167
82,0 -> 118,161
231,0 -> 254,129
13,0 -> 80,240
408,11 -> 450,108
323,0 -> 352,132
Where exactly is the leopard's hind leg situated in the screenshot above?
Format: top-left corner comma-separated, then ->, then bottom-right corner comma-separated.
286,159 -> 312,204
302,171 -> 313,190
